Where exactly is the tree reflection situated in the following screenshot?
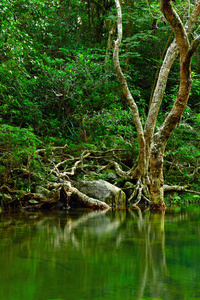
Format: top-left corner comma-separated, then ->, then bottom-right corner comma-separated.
0,208 -> 200,300
131,209 -> 168,299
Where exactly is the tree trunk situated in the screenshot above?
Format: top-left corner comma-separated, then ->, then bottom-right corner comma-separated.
144,1 -> 200,195
124,0 -> 134,75
149,0 -> 200,208
149,153 -> 165,209
113,0 -> 200,209
119,0 -> 134,106
113,0 -> 146,178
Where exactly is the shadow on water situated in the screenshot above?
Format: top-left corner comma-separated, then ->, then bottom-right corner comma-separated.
0,206 -> 200,299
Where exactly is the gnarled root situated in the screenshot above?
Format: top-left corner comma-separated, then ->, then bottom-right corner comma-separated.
65,182 -> 110,210
100,161 -> 131,180
128,178 -> 150,206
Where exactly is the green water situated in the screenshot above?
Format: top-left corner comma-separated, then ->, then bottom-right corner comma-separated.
0,207 -> 200,300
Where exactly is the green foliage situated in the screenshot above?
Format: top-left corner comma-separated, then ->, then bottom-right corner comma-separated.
165,193 -> 200,206
164,108 -> 200,190
85,107 -> 137,151
0,124 -> 43,187
0,124 -> 41,160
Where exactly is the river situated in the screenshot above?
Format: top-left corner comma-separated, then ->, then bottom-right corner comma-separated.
0,207 -> 200,300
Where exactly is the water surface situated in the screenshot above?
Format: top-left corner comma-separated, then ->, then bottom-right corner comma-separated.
0,207 -> 200,300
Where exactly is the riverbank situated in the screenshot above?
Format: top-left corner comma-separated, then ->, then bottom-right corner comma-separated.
1,137 -> 200,212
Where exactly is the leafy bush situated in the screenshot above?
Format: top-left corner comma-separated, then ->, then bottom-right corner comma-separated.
85,107 -> 137,147
0,124 -> 43,186
164,110 -> 200,188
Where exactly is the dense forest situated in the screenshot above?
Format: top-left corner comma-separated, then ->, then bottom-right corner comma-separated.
1,0 -> 200,210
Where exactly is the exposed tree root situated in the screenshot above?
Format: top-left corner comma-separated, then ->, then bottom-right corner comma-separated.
127,178 -> 150,206
164,184 -> 200,195
36,143 -> 69,154
2,145 -> 200,212
184,189 -> 200,195
67,186 -> 110,210
0,184 -> 25,194
53,182 -> 110,210
49,149 -> 127,181
50,152 -> 91,179
164,184 -> 188,192
100,161 -> 131,180
0,180 -> 110,211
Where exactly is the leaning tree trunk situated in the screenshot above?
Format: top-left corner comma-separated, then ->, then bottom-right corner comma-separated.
149,0 -> 200,209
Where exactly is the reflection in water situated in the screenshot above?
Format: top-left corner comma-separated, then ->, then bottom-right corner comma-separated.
0,207 -> 200,299
135,210 -> 167,299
